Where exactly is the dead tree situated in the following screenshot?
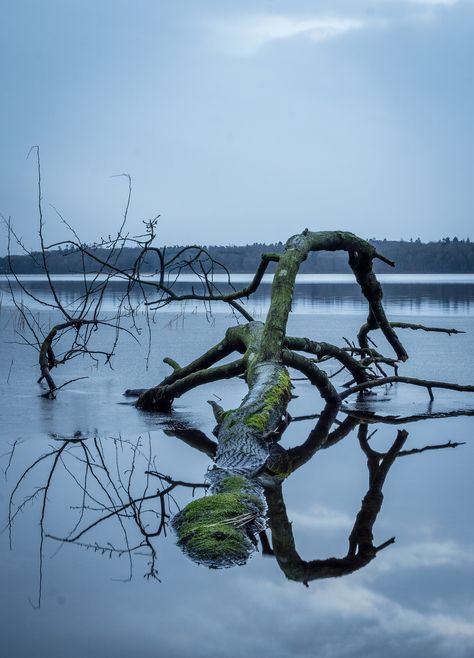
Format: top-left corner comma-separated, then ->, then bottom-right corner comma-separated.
4,152 -> 469,409
114,230 -> 471,567
3,153 -> 474,569
4,430 -> 208,606
2,147 -> 276,396
266,425 -> 409,584
5,414 -> 465,598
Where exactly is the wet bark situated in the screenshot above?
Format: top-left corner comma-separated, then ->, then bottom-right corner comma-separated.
127,230 -> 474,569
135,231 -> 407,426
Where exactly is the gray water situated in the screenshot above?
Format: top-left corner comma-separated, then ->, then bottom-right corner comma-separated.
0,277 -> 473,658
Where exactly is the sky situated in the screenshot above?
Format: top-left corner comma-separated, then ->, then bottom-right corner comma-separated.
0,0 -> 473,253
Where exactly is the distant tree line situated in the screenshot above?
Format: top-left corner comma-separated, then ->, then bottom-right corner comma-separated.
1,237 -> 474,275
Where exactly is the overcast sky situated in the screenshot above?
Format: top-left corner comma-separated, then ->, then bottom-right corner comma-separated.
1,0 -> 473,252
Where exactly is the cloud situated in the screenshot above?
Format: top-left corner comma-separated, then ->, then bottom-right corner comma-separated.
206,1 -> 469,57
242,576 -> 474,645
236,539 -> 474,654
406,0 -> 462,22
372,540 -> 474,573
207,14 -> 367,56
409,0 -> 459,6
288,503 -> 353,531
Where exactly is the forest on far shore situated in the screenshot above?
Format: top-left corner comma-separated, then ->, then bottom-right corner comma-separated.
1,237 -> 474,275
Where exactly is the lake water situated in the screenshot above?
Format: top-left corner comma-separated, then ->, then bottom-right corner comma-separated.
1,275 -> 473,658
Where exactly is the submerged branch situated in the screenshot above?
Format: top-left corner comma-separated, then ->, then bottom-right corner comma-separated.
341,376 -> 474,401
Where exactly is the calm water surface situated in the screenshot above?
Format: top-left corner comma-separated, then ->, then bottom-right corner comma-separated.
0,277 -> 473,658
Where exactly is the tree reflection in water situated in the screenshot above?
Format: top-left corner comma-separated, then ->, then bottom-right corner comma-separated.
5,405 -> 467,606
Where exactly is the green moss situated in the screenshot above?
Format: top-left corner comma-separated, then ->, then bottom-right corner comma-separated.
241,492 -> 264,509
270,370 -> 292,403
219,475 -> 250,492
179,522 -> 250,567
216,409 -> 239,428
172,492 -> 262,568
244,370 -> 291,433
245,411 -> 269,432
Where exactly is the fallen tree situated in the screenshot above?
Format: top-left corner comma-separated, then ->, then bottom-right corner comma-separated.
6,413 -> 466,600
4,152 -> 474,571
120,230 -> 473,568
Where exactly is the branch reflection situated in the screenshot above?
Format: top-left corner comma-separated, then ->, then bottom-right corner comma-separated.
4,406 -> 468,605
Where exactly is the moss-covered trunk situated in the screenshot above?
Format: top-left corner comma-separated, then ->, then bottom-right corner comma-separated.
135,230 -> 408,568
